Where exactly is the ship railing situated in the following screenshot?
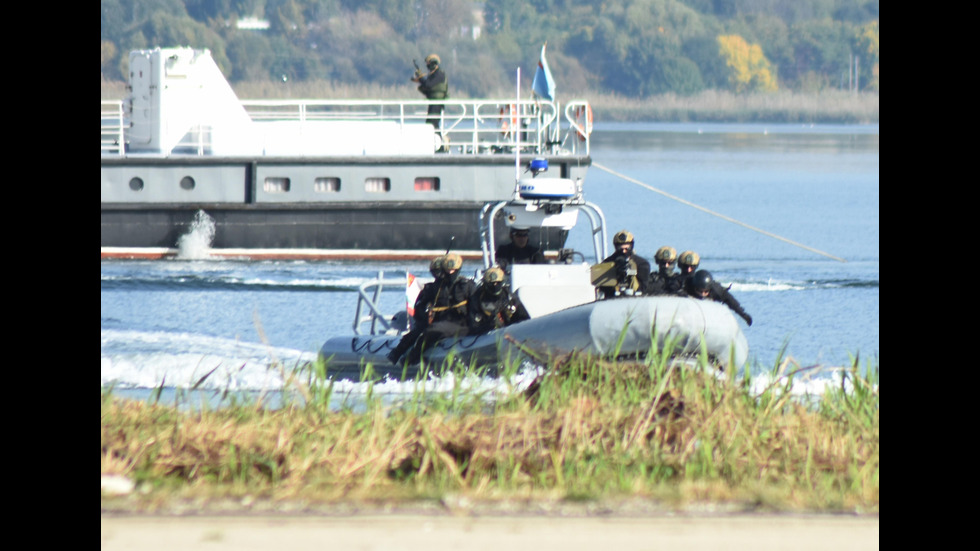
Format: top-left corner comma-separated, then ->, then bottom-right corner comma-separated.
100,97 -> 592,156
563,100 -> 593,156
352,272 -> 412,336
240,98 -> 590,156
101,100 -> 125,156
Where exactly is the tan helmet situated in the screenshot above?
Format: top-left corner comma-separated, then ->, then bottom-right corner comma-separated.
483,266 -> 505,284
613,230 -> 634,246
483,266 -> 506,295
443,252 -> 463,272
655,246 -> 677,264
678,250 -> 700,269
425,54 -> 440,67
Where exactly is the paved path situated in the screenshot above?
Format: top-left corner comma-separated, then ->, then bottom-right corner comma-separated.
101,513 -> 878,550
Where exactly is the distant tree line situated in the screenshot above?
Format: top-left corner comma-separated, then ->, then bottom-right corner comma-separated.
100,0 -> 879,98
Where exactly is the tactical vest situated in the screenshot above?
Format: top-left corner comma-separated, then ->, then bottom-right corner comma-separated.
429,278 -> 471,323
424,70 -> 448,100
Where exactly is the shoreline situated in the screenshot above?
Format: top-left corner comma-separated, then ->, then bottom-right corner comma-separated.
100,80 -> 878,125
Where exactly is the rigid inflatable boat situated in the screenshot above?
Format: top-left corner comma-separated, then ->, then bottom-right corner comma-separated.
318,163 -> 748,379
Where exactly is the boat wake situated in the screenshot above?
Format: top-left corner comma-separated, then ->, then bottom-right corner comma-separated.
100,260 -> 379,292
101,325 -> 546,409
99,272 -> 365,292
101,328 -> 314,391
730,277 -> 878,293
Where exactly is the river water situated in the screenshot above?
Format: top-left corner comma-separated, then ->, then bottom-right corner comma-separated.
101,122 -> 879,398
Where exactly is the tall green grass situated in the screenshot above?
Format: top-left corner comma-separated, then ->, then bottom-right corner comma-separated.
101,346 -> 878,512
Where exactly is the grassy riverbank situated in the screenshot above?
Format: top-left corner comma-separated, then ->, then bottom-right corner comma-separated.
101,79 -> 878,124
101,349 -> 879,515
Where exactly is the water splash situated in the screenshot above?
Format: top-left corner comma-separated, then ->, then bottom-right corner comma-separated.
177,210 -> 215,259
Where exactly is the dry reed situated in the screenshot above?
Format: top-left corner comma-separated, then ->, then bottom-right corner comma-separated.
101,351 -> 879,513
100,78 -> 878,124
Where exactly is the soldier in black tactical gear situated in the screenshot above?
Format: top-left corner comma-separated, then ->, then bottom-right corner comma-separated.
468,267 -> 529,334
599,230 -> 652,298
387,255 -> 447,364
673,250 -> 701,295
402,252 -> 476,364
412,54 -> 448,130
648,245 -> 683,295
686,269 -> 753,326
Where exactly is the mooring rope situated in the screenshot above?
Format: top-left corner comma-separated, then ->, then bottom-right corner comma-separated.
592,162 -> 846,263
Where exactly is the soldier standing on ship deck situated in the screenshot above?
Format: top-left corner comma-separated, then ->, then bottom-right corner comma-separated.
412,54 -> 448,131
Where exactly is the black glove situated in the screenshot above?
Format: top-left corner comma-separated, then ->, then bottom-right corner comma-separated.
740,312 -> 753,326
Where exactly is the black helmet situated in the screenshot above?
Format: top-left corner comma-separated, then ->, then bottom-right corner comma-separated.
678,250 -> 700,270
690,270 -> 713,296
429,255 -> 445,277
654,246 -> 677,264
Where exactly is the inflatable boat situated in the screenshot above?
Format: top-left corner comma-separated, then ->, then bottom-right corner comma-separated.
318,163 -> 748,379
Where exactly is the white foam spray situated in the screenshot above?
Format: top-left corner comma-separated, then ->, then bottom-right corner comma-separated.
177,210 -> 215,259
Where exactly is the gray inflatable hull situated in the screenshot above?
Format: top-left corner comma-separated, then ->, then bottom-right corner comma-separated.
319,296 -> 748,378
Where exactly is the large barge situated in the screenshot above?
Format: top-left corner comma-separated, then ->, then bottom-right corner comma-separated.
101,48 -> 593,259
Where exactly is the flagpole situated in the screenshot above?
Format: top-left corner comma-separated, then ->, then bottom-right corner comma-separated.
515,66 -> 520,190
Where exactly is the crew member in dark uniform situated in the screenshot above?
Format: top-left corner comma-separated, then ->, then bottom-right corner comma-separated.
468,267 -> 529,334
599,230 -> 652,298
673,250 -> 701,295
387,255 -> 446,364
686,269 -> 753,326
412,54 -> 448,130
648,245 -> 683,295
495,227 -> 546,271
403,252 -> 476,364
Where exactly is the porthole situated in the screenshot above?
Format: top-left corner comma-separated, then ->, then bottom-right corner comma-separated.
128,177 -> 144,191
414,177 -> 440,191
365,177 -> 391,193
264,177 -> 291,193
315,177 -> 341,193
180,176 -> 196,190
